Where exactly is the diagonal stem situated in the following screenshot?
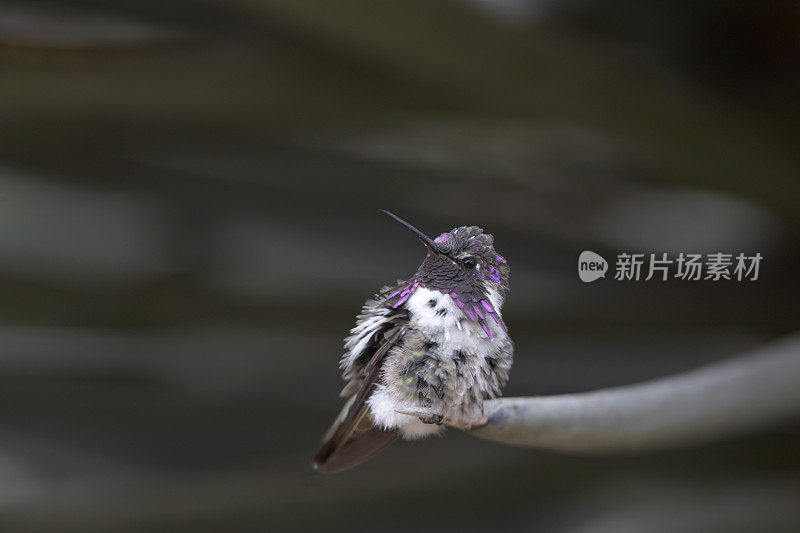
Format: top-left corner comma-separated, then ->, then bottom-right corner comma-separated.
464,334 -> 800,453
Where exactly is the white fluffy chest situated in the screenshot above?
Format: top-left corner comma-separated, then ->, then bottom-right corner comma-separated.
368,286 -> 512,437
405,287 -> 506,353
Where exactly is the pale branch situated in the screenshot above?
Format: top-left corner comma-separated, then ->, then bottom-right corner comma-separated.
465,334 -> 800,453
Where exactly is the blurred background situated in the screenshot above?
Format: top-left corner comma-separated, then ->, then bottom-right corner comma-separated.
0,1 -> 799,531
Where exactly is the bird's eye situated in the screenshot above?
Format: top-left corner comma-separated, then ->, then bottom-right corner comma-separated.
462,257 -> 477,270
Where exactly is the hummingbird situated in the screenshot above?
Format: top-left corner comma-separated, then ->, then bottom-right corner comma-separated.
312,210 -> 512,474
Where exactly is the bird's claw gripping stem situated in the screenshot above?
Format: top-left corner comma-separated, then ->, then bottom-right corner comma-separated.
419,414 -> 444,425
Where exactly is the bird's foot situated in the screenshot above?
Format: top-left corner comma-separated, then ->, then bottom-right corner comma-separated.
394,407 -> 445,425
419,414 -> 444,425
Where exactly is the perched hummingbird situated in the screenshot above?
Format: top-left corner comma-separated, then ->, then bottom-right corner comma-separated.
312,210 -> 512,474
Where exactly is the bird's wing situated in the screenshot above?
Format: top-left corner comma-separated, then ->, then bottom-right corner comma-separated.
312,282 -> 411,474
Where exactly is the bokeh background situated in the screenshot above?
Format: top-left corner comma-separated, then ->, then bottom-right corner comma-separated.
0,1 -> 799,531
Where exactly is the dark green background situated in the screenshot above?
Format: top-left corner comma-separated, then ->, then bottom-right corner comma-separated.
0,1 -> 798,531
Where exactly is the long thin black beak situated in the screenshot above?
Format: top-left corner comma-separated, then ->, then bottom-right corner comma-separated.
379,209 -> 439,252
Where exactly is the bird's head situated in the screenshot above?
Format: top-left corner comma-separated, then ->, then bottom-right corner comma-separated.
380,210 -> 509,304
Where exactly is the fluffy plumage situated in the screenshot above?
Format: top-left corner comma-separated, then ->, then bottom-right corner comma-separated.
312,219 -> 512,474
